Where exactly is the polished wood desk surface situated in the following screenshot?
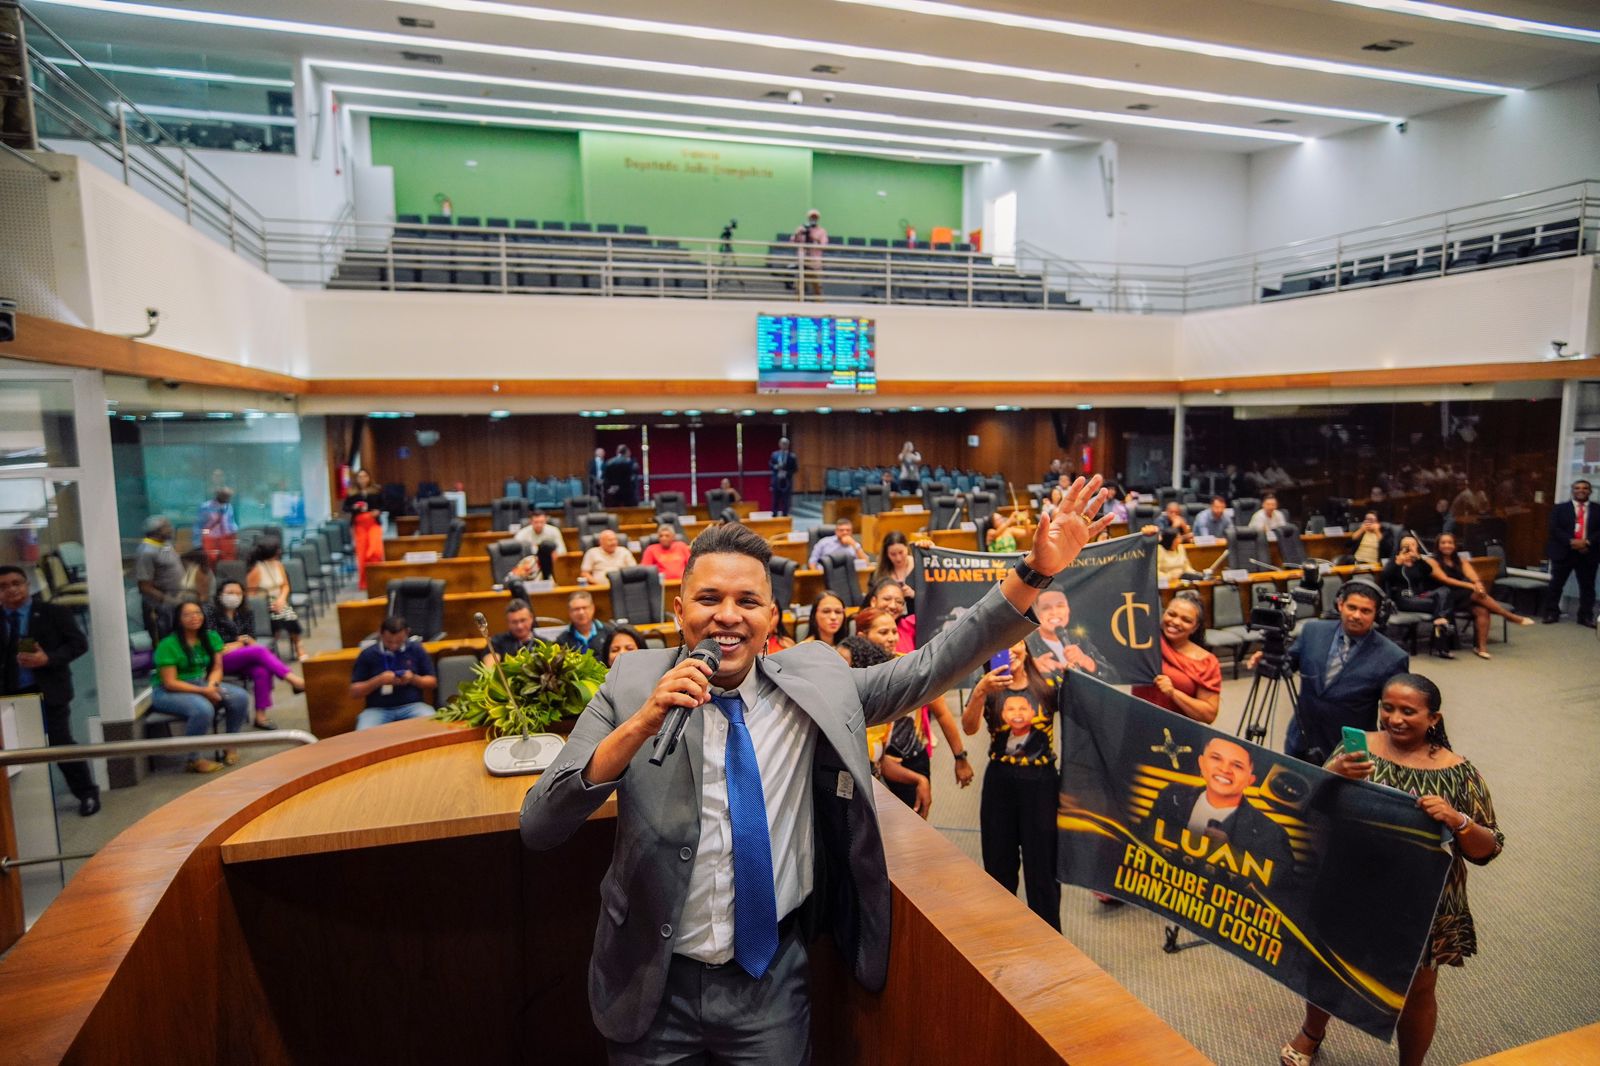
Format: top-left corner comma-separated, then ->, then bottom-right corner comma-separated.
365,555 -> 493,599
220,736 -> 611,864
822,494 -> 922,525
381,530 -> 514,561
1463,1023 -> 1600,1064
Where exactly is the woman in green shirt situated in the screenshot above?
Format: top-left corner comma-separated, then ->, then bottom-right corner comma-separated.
151,598 -> 249,773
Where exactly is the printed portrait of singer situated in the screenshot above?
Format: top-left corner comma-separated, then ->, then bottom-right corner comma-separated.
1143,737 -> 1297,888
1026,588 -> 1119,684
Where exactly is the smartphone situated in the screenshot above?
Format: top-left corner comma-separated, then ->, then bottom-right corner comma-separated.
989,651 -> 1012,675
17,637 -> 38,654
1341,726 -> 1370,758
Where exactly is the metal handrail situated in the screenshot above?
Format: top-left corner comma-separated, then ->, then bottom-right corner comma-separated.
0,729 -> 317,768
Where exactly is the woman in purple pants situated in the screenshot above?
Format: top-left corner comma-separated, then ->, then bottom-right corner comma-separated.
205,580 -> 304,729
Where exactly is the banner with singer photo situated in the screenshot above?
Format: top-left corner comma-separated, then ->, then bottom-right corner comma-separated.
1056,673 -> 1453,1040
912,535 -> 1160,686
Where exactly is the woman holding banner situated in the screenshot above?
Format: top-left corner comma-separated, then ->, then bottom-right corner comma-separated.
962,639 -> 1062,930
1131,590 -> 1221,724
1279,673 -> 1503,1066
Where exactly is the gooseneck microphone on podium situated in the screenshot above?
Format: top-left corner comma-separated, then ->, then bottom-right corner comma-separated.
650,638 -> 722,766
477,611 -> 563,776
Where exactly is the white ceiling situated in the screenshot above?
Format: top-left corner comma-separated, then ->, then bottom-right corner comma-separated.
28,0 -> 1600,156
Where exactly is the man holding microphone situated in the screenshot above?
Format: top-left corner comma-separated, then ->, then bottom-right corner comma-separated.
522,476 -> 1113,1064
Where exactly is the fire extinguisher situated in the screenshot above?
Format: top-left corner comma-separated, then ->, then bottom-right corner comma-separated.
904,224 -> 917,243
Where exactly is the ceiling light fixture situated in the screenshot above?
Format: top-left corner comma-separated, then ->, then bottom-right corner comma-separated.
33,1 -> 1315,141
834,0 -> 1513,94
328,84 -> 1045,154
373,0 -> 1398,120
1326,0 -> 1600,45
36,54 -> 294,87
343,105 -> 1000,162
312,61 -> 1081,142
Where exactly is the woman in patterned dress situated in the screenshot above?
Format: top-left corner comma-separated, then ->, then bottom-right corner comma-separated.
1279,673 -> 1504,1066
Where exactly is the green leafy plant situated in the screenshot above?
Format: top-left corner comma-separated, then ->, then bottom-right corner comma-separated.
435,643 -> 607,738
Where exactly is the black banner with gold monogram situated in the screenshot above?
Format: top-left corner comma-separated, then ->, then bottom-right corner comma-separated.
1056,672 -> 1454,1040
912,535 -> 1160,686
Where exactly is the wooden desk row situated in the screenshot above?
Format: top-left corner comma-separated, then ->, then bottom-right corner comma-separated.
390,501 -> 757,537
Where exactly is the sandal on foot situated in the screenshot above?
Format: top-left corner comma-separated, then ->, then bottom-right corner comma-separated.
253,716 -> 277,730
1279,1028 -> 1323,1066
223,750 -> 241,766
1474,649 -> 1492,660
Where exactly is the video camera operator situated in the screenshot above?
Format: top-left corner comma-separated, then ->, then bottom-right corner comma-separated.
790,207 -> 828,297
1248,580 -> 1408,765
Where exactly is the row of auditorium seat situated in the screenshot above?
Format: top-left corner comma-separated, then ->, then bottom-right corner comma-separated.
1259,217 -> 1583,301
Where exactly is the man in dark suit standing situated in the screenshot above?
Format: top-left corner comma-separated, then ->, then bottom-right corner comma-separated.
1542,479 -> 1598,626
522,477 -> 1112,1063
768,437 -> 797,517
603,445 -> 639,508
0,565 -> 97,816
1251,581 -> 1408,766
589,448 -> 607,499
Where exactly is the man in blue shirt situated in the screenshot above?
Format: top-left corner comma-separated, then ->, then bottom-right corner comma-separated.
349,616 -> 437,730
1192,496 -> 1234,539
808,519 -> 869,569
554,590 -> 611,656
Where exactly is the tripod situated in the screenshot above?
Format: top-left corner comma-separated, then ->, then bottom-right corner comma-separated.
1237,632 -> 1299,749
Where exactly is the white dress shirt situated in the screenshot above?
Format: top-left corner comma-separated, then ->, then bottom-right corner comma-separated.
675,665 -> 818,964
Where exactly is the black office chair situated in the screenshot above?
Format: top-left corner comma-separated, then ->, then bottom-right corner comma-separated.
652,491 -> 688,516
435,653 -> 480,707
486,539 -> 532,586
967,491 -> 997,533
1232,497 -> 1262,521
768,556 -> 797,613
920,480 -> 949,509
214,559 -> 249,589
607,566 -> 664,625
859,483 -> 890,516
577,512 -> 620,539
930,494 -> 962,531
1275,523 -> 1307,566
563,495 -> 600,527
416,496 -> 455,536
705,488 -> 737,517
441,518 -> 466,559
819,551 -> 862,608
654,512 -> 688,539
719,508 -> 742,525
1227,526 -> 1264,572
385,578 -> 446,641
491,496 -> 530,532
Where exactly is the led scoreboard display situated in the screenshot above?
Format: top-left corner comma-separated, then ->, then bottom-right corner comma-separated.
756,313 -> 876,394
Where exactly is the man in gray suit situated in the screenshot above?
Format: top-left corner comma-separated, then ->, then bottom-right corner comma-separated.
522,476 -> 1113,1063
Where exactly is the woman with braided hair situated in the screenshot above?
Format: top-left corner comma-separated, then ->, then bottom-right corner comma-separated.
1279,672 -> 1504,1066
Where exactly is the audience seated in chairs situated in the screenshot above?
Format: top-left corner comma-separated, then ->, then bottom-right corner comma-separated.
602,624 -> 646,666
348,615 -> 438,730
150,597 -> 249,773
1248,494 -> 1290,535
799,590 -> 850,646
1421,532 -> 1534,659
809,519 -> 869,568
639,523 -> 691,581
580,528 -> 637,585
205,580 -> 303,728
246,537 -> 305,660
1192,496 -> 1233,539
487,598 -> 544,664
554,590 -> 611,657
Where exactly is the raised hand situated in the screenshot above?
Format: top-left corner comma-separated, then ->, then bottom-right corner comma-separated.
1027,475 -> 1114,576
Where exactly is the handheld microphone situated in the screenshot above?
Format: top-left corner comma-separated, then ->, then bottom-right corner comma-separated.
650,637 -> 723,766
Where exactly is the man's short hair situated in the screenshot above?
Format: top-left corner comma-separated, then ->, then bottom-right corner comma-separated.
1203,736 -> 1255,770
1211,495 -> 1227,506
0,564 -> 26,581
143,515 -> 170,535
568,590 -> 594,607
1338,580 -> 1383,608
531,508 -> 547,518
1576,480 -> 1592,490
683,523 -> 772,586
380,615 -> 410,634
505,598 -> 532,615
1262,494 -> 1278,504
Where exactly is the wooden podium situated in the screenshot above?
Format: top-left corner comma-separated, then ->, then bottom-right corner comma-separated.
0,721 -> 1209,1064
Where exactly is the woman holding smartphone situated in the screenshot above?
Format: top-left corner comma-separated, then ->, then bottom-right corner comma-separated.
1279,673 -> 1502,1066
962,639 -> 1062,929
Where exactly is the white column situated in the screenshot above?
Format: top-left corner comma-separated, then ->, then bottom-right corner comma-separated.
71,369 -> 135,724
1171,398 -> 1186,490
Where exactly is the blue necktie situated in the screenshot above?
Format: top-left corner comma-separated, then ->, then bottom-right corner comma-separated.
712,692 -> 779,980
1324,631 -> 1351,687
9,610 -> 32,690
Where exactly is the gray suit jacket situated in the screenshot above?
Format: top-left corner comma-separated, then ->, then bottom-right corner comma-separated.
520,584 -> 1036,1043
